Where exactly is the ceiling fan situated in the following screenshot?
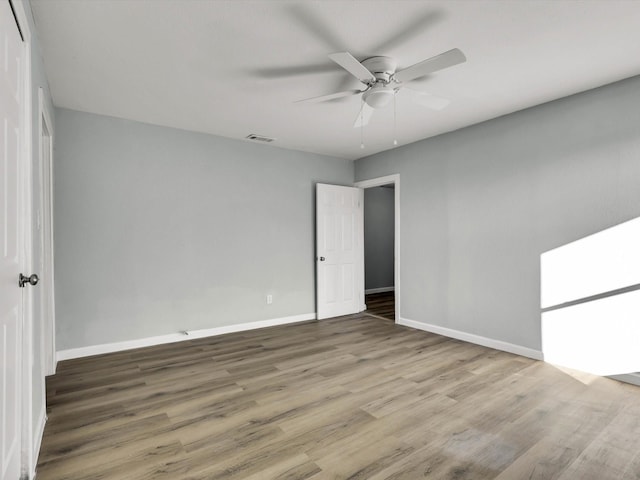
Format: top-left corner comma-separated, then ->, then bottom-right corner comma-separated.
296,48 -> 466,127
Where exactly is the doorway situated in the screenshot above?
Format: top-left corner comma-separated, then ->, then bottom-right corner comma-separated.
363,185 -> 395,320
354,175 -> 400,323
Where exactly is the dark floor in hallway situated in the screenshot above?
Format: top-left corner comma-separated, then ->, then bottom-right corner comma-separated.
365,291 -> 395,320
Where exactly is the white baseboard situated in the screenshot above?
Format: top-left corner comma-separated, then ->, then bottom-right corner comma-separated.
608,372 -> 640,387
365,287 -> 395,294
56,313 -> 316,361
398,317 -> 543,361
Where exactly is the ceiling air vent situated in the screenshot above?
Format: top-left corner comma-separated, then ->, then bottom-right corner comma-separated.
246,134 -> 275,143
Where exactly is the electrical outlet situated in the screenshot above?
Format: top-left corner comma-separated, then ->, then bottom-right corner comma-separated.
266,294 -> 273,305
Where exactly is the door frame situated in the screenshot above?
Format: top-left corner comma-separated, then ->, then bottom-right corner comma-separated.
354,174 -> 400,323
10,0 -> 36,477
38,86 -> 56,376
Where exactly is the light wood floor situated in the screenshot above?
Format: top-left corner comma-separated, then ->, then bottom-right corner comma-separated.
365,291 -> 395,321
38,314 -> 640,480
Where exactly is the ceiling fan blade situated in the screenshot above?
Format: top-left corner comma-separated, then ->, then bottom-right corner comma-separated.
286,4 -> 345,52
393,48 -> 466,83
249,63 -> 340,79
329,52 -> 376,84
296,89 -> 363,104
369,10 -> 444,53
403,87 -> 450,110
354,102 -> 375,128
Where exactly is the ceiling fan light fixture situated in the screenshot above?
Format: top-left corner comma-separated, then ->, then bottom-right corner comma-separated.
362,84 -> 395,108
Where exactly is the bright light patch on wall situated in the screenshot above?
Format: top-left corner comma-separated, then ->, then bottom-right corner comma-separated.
541,217 -> 640,376
541,217 -> 640,309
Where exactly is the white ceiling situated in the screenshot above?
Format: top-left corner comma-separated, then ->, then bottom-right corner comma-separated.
31,0 -> 640,161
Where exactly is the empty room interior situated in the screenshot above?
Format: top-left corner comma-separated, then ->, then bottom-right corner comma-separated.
3,0 -> 640,479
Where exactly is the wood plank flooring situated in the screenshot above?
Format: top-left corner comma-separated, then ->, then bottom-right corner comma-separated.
365,292 -> 395,321
38,314 -> 640,479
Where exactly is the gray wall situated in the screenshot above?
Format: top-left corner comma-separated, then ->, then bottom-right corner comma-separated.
54,108 -> 353,350
364,187 -> 394,291
355,75 -> 640,352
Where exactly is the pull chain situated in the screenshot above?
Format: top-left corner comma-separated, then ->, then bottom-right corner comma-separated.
360,97 -> 365,149
393,91 -> 398,146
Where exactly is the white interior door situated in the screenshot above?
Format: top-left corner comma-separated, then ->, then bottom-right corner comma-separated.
1,2 -> 25,479
316,184 -> 364,319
